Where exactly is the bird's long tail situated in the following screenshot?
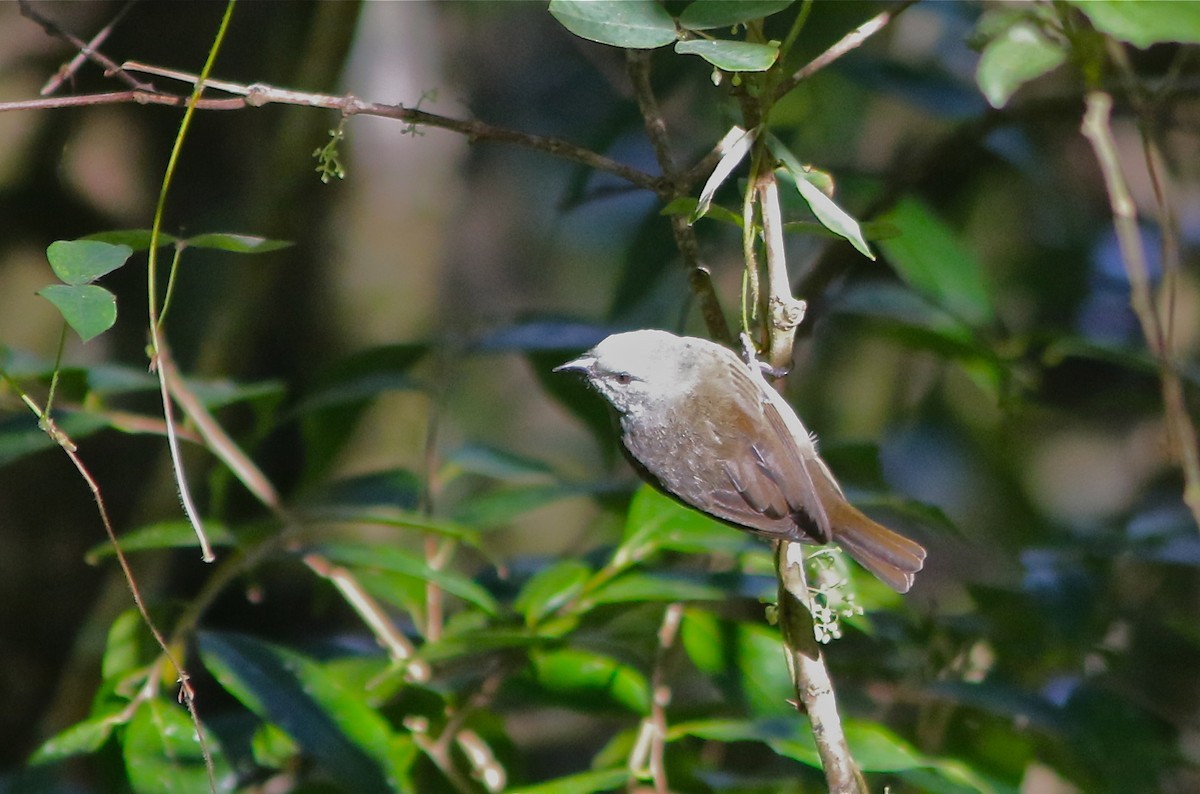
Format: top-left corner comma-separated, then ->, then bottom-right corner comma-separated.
827,498 -> 926,592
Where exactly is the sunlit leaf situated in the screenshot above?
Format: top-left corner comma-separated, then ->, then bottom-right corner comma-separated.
37,284 -> 117,342
87,520 -> 236,564
317,542 -> 500,615
123,697 -> 234,793
183,232 -> 293,254
680,610 -> 793,716
1066,0 -> 1200,47
82,229 -> 178,250
769,137 -> 874,259
515,559 -> 592,625
675,39 -> 779,72
693,126 -> 754,222
46,240 -> 132,285
678,0 -> 795,30
621,485 -> 758,562
549,0 -> 677,48
30,706 -> 127,765
585,571 -> 731,606
977,19 -> 1067,109
506,767 -> 628,794
531,647 -> 650,714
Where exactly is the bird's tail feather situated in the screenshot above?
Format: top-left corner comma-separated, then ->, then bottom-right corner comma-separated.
829,500 -> 926,593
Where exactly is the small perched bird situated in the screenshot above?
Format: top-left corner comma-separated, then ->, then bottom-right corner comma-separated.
555,329 -> 926,592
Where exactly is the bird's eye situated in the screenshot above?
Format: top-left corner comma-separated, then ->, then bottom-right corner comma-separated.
614,372 -> 633,385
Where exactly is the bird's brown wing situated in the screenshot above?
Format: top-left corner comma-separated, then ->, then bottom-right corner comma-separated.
697,355 -> 833,544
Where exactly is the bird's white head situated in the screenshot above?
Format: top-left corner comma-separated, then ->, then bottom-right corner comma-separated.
553,329 -> 704,415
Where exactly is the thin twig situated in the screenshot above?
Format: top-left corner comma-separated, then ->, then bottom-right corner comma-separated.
773,0 -> 918,102
757,167 -> 865,793
625,49 -> 733,345
775,543 -> 867,793
19,0 -> 151,94
0,369 -> 208,786
1080,92 -> 1200,527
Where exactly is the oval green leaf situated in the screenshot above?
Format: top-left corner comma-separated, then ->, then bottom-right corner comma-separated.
768,135 -> 874,259
1067,0 -> 1200,48
183,232 -> 293,253
515,559 -> 592,625
549,0 -> 677,48
46,240 -> 132,285
675,39 -> 779,71
977,20 -> 1067,109
678,0 -> 795,30
123,697 -> 233,793
531,647 -> 650,715
876,197 -> 994,328
37,284 -> 117,342
82,229 -> 177,250
198,630 -> 410,791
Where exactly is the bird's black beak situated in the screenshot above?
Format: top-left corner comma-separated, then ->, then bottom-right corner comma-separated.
553,354 -> 595,375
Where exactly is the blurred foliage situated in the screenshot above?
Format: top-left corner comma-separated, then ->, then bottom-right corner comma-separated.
1,1 -> 1199,793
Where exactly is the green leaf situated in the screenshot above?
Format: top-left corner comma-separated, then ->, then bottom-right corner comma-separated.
250,722 -> 300,770
769,137 -> 874,259
976,20 -> 1067,109
452,482 -> 594,527
198,630 -> 410,792
586,571 -> 731,606
621,485 -> 758,561
123,697 -> 233,793
443,442 -> 556,481
102,608 -> 157,680
876,197 -> 994,327
693,126 -> 753,222
1066,0 -> 1200,48
531,647 -> 650,714
317,542 -> 500,615
506,767 -> 628,794
514,559 -> 592,625
674,39 -> 779,71
678,0 -> 795,30
87,520 -> 236,564
183,232 -> 293,254
679,610 -> 793,716
37,284 -> 117,342
82,229 -> 177,250
30,706 -> 127,764
842,721 -> 926,771
549,0 -> 677,48
46,240 -> 132,285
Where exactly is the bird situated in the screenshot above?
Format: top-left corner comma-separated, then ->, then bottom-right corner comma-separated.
554,329 -> 926,592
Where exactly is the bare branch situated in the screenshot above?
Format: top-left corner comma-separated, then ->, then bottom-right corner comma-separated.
1080,91 -> 1200,528
773,0 -> 918,102
19,0 -> 151,93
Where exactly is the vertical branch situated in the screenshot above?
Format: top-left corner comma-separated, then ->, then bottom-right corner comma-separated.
626,49 -> 733,346
1080,91 -> 1200,528
758,171 -> 866,794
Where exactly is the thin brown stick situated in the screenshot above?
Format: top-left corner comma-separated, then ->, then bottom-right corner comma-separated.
0,373 -> 212,785
757,170 -> 866,793
1081,92 -> 1200,527
19,0 -> 151,93
0,59 -> 665,195
625,49 -> 733,345
773,0 -> 919,102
